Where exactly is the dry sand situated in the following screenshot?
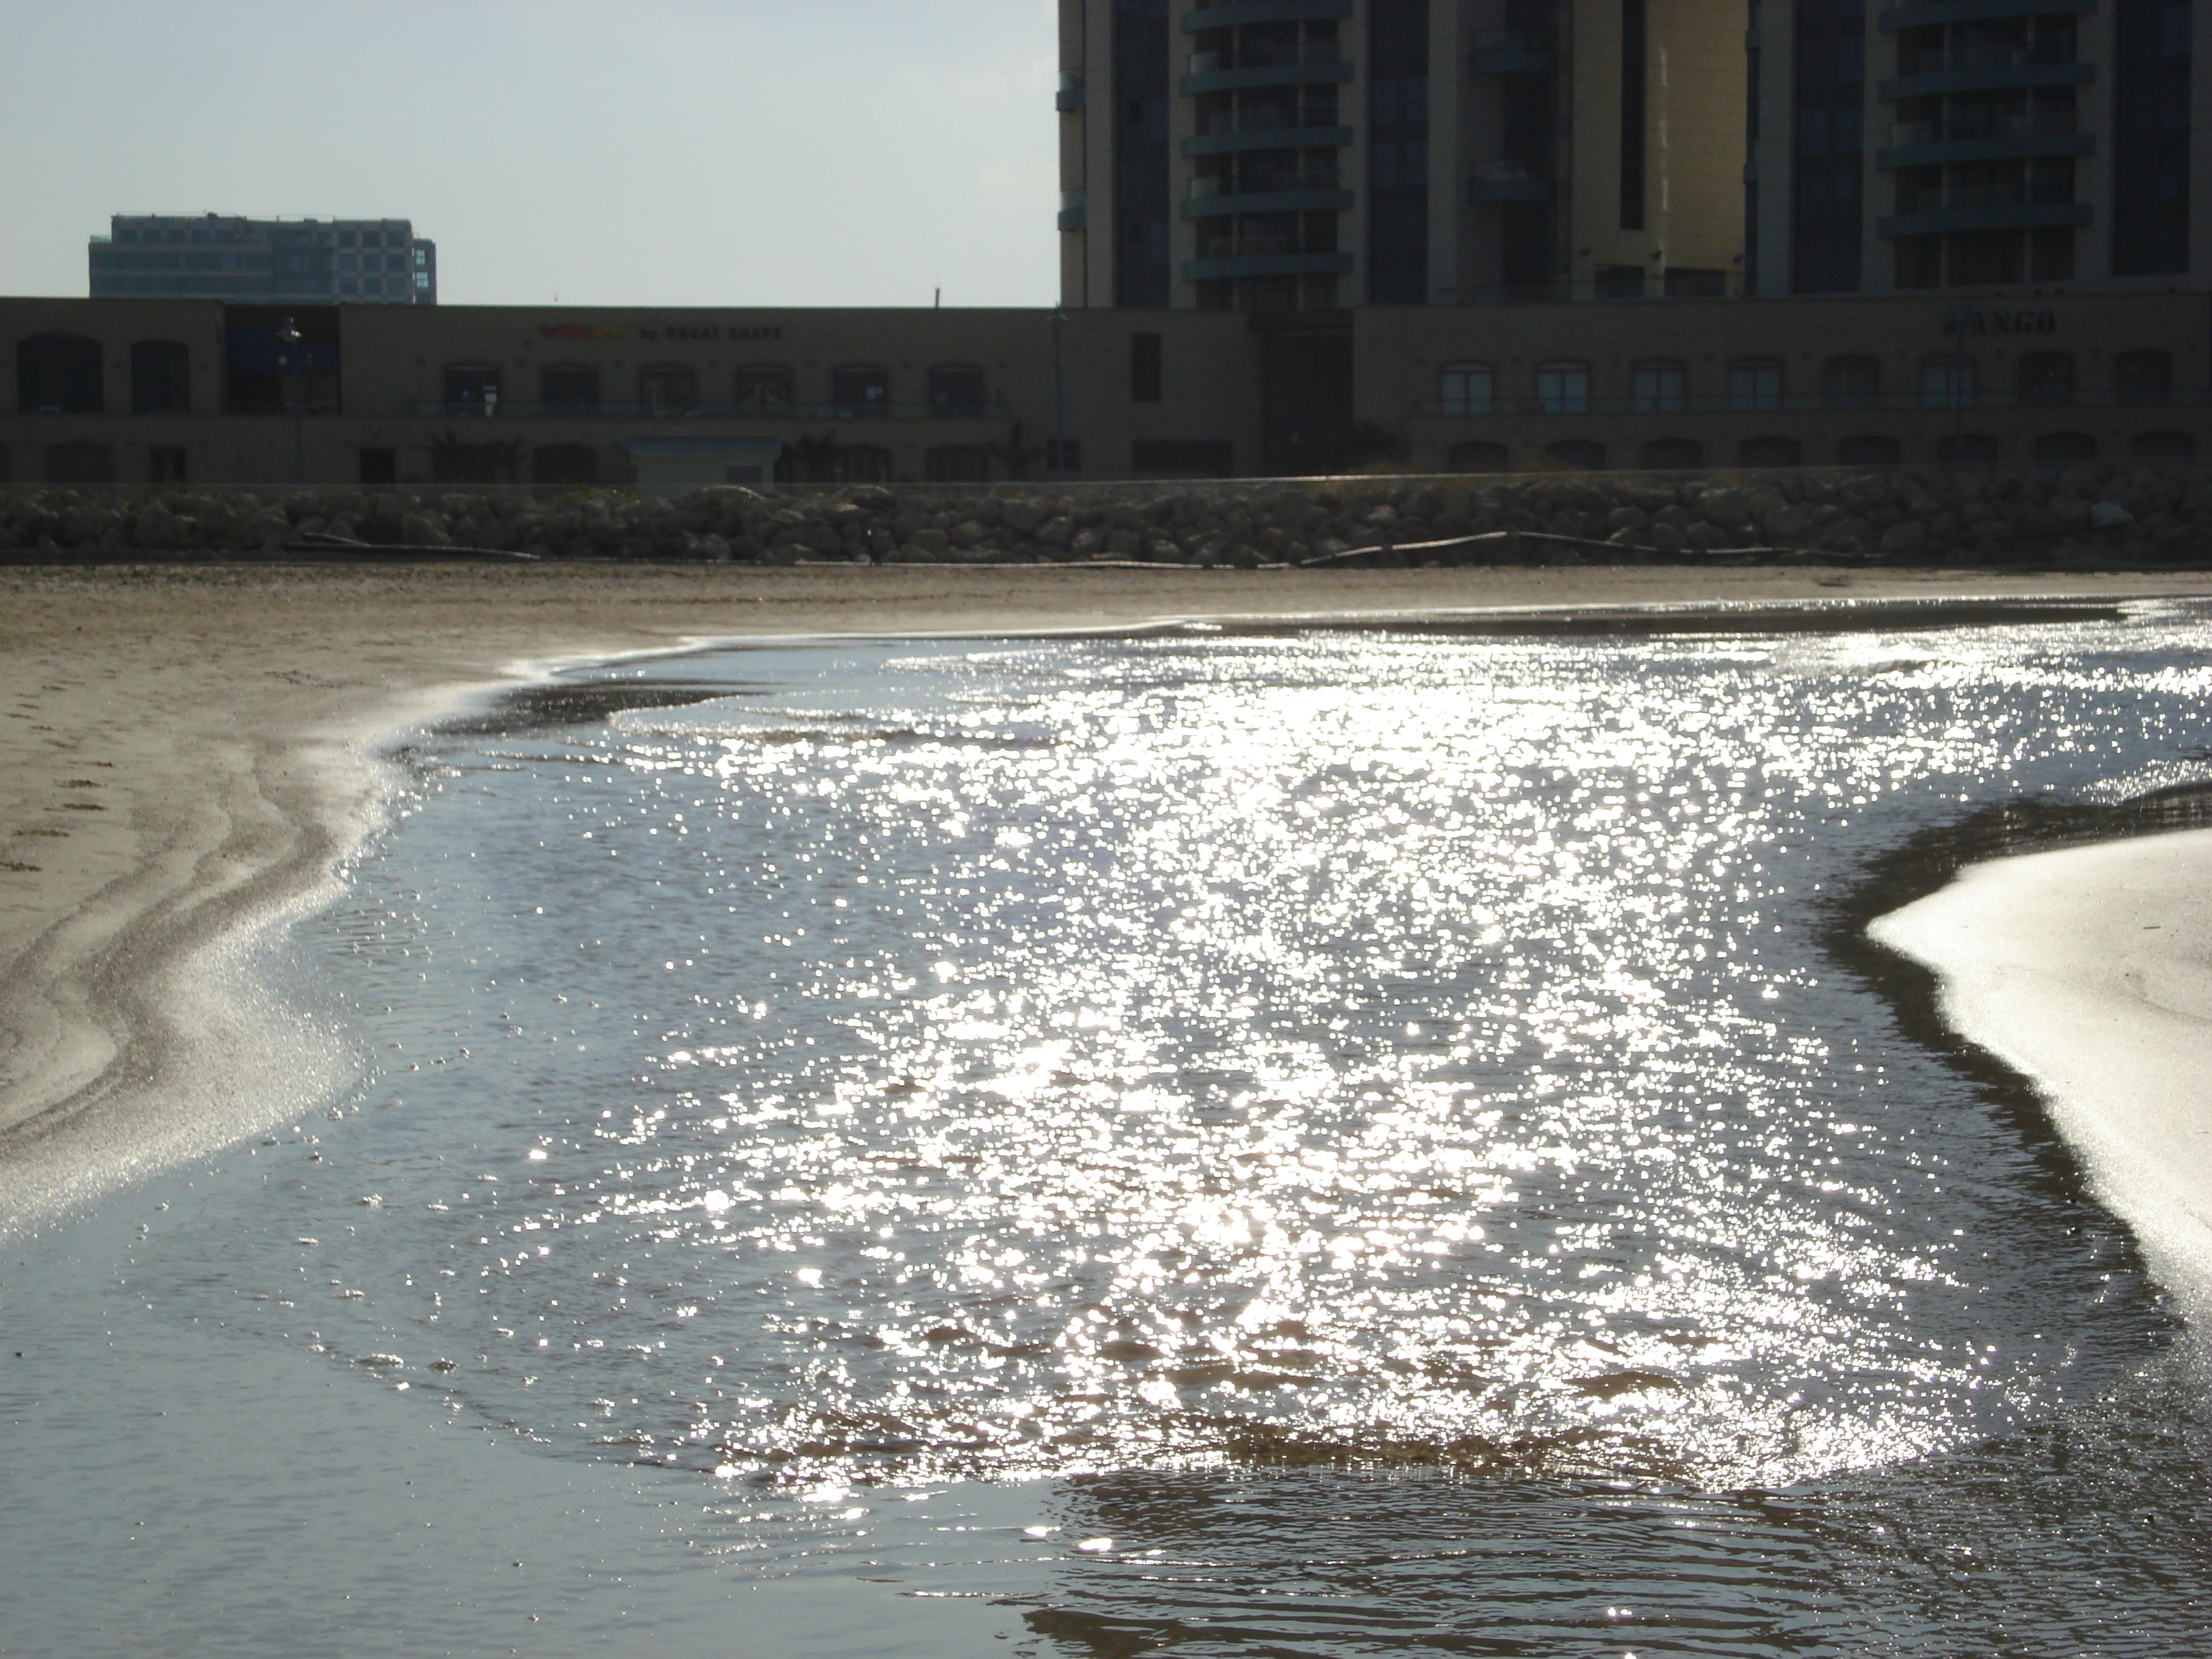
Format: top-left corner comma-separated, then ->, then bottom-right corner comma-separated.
4,557 -> 2210,1226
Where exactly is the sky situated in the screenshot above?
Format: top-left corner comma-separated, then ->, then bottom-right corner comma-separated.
0,0 -> 1059,308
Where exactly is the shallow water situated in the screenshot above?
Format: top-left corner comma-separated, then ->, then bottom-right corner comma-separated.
9,606 -> 2212,1655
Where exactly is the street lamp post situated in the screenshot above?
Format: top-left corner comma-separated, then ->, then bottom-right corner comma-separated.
278,316 -> 306,485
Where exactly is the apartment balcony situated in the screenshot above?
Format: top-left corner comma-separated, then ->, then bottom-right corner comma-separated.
1467,30 -> 1555,73
1467,163 -> 1554,202
1182,52 -> 1354,95
1181,176 -> 1352,217
1880,55 -> 2092,99
1877,194 -> 2094,237
1877,108 -> 2093,167
1877,0 -> 2096,32
1183,123 -> 1354,156
1183,1 -> 1352,30
1056,71 -> 1084,113
1183,251 -> 1355,282
1058,191 -> 1087,232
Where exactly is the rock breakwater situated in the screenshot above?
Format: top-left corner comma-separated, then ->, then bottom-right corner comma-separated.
4,462 -> 2208,568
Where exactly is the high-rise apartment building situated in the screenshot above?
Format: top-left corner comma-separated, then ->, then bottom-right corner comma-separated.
1058,0 -> 1750,309
1749,0 -> 2208,297
89,215 -> 437,305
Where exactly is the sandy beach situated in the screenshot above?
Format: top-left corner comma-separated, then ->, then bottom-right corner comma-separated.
4,557 -> 2211,1226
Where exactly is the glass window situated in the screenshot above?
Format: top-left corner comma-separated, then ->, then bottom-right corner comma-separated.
2116,350 -> 2173,404
2015,352 -> 2074,406
638,364 -> 698,414
832,365 -> 889,415
1438,362 -> 1494,415
130,340 -> 192,415
927,365 -> 988,415
1823,355 -> 1881,409
17,333 -> 104,415
1534,361 -> 1589,414
1920,355 -> 1975,408
1630,360 -> 1686,413
1729,359 -> 1784,410
443,364 -> 500,415
541,364 -> 601,413
736,364 -> 793,407
925,444 -> 994,482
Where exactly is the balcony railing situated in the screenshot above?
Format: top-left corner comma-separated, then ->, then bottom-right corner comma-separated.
1409,387 -> 2206,417
1898,42 -> 2076,73
1896,184 -> 2077,211
402,400 -> 1012,421
1190,168 -> 1341,196
1188,42 -> 1339,73
1889,109 -> 2080,145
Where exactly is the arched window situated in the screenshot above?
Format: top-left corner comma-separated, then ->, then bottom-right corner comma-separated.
2116,351 -> 2174,405
1740,436 -> 1803,468
1447,439 -> 1510,472
541,364 -> 600,413
2134,430 -> 2195,458
1728,359 -> 1784,411
18,333 -> 103,415
925,444 -> 993,482
1545,439 -> 1606,471
443,363 -> 500,415
1534,361 -> 1589,415
1921,355 -> 1975,409
1438,362 -> 1494,415
831,364 -> 890,416
927,365 -> 988,416
1936,432 -> 1999,465
1630,360 -> 1687,413
735,364 -> 793,407
637,364 -> 698,415
1823,355 -> 1881,410
1641,438 -> 1704,469
1838,434 -> 1902,467
2033,431 -> 2095,465
130,340 -> 191,414
45,441 -> 113,483
2016,353 -> 2074,407
828,444 -> 894,482
531,444 -> 598,484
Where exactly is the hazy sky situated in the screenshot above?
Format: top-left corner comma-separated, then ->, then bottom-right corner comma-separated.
0,0 -> 1058,308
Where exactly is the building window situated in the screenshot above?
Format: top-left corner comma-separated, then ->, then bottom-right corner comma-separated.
827,444 -> 894,482
2033,431 -> 2096,465
1112,0 -> 1172,307
1593,265 -> 1646,300
925,444 -> 994,482
1642,438 -> 1704,469
1130,333 -> 1163,402
1368,0 -> 1432,303
130,340 -> 192,415
2016,353 -> 2074,407
1729,359 -> 1784,410
736,364 -> 793,407
1838,433 -> 1901,466
531,444 -> 598,485
927,365 -> 988,416
1545,439 -> 1606,470
1043,438 -> 1082,473
148,446 -> 188,483
830,364 -> 889,415
2116,350 -> 2173,404
1790,0 -> 1866,294
1920,355 -> 1974,409
0,446 -> 10,483
1630,360 -> 1687,413
1438,362 -> 1494,415
1534,361 -> 1591,414
359,447 -> 397,485
1823,354 -> 1881,408
2113,0 -> 2193,275
1447,440 -> 1511,472
2134,430 -> 2195,458
46,441 -> 113,483
443,363 -> 500,415
17,333 -> 104,415
638,364 -> 698,414
541,364 -> 600,413
1936,432 -> 2000,464
1740,436 -> 1803,468
1130,439 -> 1234,476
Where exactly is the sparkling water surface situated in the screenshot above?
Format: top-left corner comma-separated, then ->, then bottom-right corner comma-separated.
10,605 -> 2212,1655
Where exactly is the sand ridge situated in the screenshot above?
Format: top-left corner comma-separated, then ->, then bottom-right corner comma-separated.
3,558 -> 2209,1220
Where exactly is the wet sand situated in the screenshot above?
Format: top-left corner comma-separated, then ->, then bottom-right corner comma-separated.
3,557 -> 2210,1228
1875,828 -> 2212,1313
